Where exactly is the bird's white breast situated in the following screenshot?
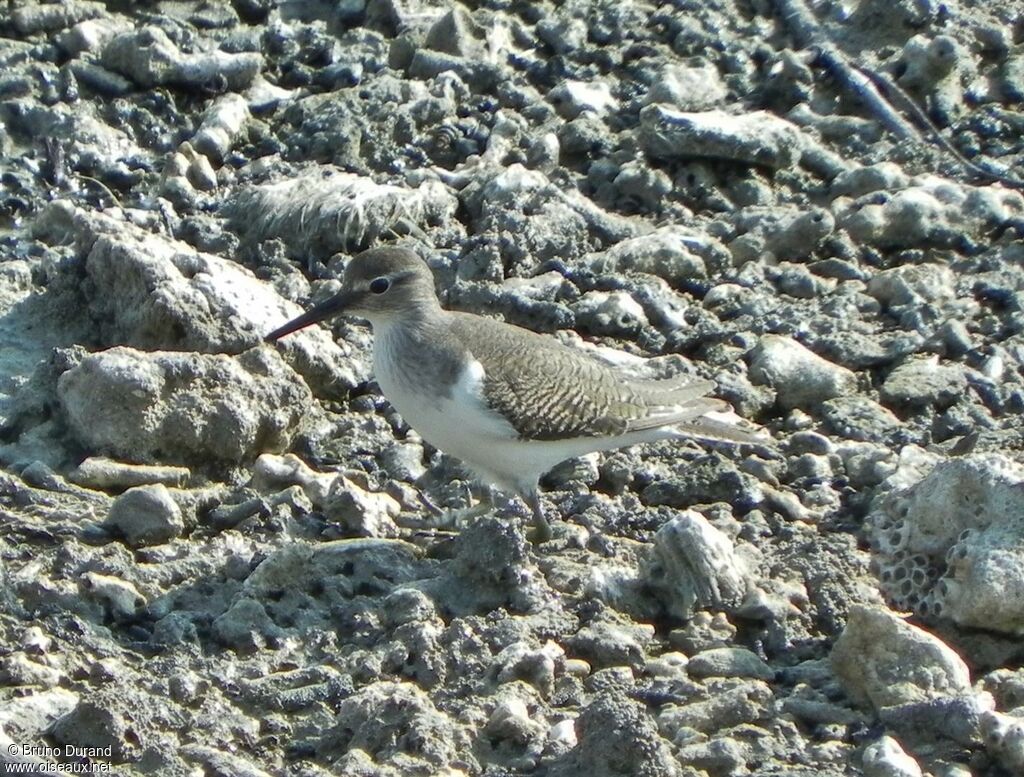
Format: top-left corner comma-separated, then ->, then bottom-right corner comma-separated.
373,327 -> 525,479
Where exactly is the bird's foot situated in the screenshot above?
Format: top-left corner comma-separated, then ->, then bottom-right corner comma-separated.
415,500 -> 492,532
524,491 -> 553,544
526,517 -> 553,544
412,488 -> 555,543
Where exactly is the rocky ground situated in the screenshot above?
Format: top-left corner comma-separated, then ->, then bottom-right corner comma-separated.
0,0 -> 1023,775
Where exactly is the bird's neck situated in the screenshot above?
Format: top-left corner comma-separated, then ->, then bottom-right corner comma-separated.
372,306 -> 466,401
371,301 -> 448,341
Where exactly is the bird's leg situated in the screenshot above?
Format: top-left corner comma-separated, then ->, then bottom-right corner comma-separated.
490,487 -> 551,543
414,486 -> 552,541
488,484 -> 519,513
460,483 -> 497,521
525,490 -> 552,544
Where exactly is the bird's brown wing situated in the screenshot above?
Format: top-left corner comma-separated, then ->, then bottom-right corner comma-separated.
449,313 -> 723,441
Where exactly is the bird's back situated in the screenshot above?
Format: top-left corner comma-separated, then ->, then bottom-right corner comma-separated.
447,312 -> 742,443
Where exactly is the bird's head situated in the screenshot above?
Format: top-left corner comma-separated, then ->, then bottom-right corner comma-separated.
265,246 -> 439,340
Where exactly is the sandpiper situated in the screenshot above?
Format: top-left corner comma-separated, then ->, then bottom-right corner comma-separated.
266,246 -> 763,541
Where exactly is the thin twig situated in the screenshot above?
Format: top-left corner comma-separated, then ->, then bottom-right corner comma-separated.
860,67 -> 1024,189
773,0 -> 1024,190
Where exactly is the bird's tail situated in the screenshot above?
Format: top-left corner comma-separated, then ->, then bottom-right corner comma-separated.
630,374 -> 770,447
674,414 -> 770,447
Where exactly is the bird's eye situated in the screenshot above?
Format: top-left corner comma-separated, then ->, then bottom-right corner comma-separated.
369,277 -> 390,294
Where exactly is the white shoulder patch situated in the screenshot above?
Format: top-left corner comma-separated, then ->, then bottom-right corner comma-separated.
461,357 -> 486,387
450,358 -> 516,438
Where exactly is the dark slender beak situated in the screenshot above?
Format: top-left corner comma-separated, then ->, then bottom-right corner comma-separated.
264,290 -> 355,342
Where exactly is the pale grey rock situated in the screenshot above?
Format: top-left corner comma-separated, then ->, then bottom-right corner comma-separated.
180,746 -> 273,777
644,652 -> 689,680
559,693 -> 681,777
0,654 -> 62,688
770,262 -> 833,298
249,453 -> 336,504
326,681 -> 473,772
459,164 -> 595,260
862,736 -> 923,777
657,680 -> 773,734
33,203 -> 361,396
12,1 -> 106,35
605,159 -> 674,212
212,598 -> 284,651
150,612 -> 200,648
880,356 -> 968,408
241,539 -> 430,633
57,347 -> 312,466
492,641 -> 563,697
835,441 -> 898,489
51,693 -> 135,761
749,335 -> 857,410
868,265 -> 956,309
548,79 -> 618,119
782,695 -> 864,726
1,1 -> 1021,774
811,330 -> 923,370
724,206 -> 835,264
101,27 -> 262,90
687,647 -> 775,681
980,709 -> 1024,774
831,606 -> 971,710
1003,52 -> 1024,102
535,16 -> 588,55
104,483 -> 184,547
568,620 -> 653,671
0,689 -> 78,744
81,573 -> 145,621
323,476 -> 401,538
571,291 -> 649,337
821,396 -> 902,442
20,627 -> 52,656
381,441 -> 427,482
639,106 -> 804,169
424,6 -> 485,58
671,614 -> 737,655
584,666 -> 635,696
643,61 -> 727,111
877,694 -> 990,747
836,179 -> 1024,249
586,227 -> 710,283
408,48 -> 501,92
184,147 -> 218,192
831,163 -> 911,198
847,0 -> 938,39
480,685 -> 548,770
897,36 -> 960,92
192,93 -> 250,163
68,457 -> 190,490
675,737 -> 745,774
642,511 -> 750,619
543,452 -> 600,489
938,319 -> 972,356
55,17 -> 131,56
642,456 -> 763,511
895,35 -> 966,123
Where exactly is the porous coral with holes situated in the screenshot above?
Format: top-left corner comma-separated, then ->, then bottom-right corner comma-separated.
866,450 -> 1024,632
